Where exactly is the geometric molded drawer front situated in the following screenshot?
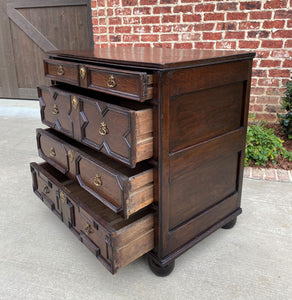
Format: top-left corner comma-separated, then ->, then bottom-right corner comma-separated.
36,128 -> 153,219
30,162 -> 154,274
38,86 -> 153,168
44,59 -> 153,101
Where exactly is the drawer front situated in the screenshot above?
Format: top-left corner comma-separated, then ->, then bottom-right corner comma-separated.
38,86 -> 153,168
36,128 -> 154,218
86,65 -> 153,101
30,162 -> 154,274
44,59 -> 79,85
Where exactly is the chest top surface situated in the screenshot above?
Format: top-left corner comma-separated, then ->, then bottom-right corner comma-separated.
47,47 -> 255,69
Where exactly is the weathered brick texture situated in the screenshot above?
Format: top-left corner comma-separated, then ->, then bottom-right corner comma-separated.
91,0 -> 292,122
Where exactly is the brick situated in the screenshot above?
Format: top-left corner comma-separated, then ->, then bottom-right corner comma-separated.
264,0 -> 287,9
285,40 -> 292,48
203,32 -> 222,40
274,10 -> 292,19
272,30 -> 292,38
173,24 -> 193,32
251,87 -> 265,95
253,69 -> 267,77
140,0 -> 157,4
141,35 -> 159,42
181,0 -> 200,2
239,40 -> 260,49
247,31 -> 269,38
195,3 -> 215,12
251,168 -> 265,180
91,1 -> 96,8
108,17 -> 122,25
174,43 -> 193,49
239,22 -> 260,30
173,5 -> 193,13
115,26 -> 132,34
183,14 -> 201,22
194,23 -> 215,31
161,34 -> 179,41
162,15 -> 181,23
252,104 -> 264,112
261,40 -> 283,48
133,7 -> 151,15
217,2 -> 238,11
263,20 -> 286,29
258,78 -> 280,87
133,25 -> 151,33
256,51 -> 270,58
216,41 -> 236,50
123,17 -> 140,24
271,50 -> 291,58
182,33 -> 200,41
97,0 -> 105,6
266,88 -> 282,95
122,0 -> 138,5
249,11 -> 273,19
195,42 -> 215,49
141,16 -> 160,24
115,8 -> 131,15
240,2 -> 261,10
153,25 -> 172,33
92,18 -> 98,25
288,20 -> 292,28
135,44 -> 151,47
91,10 -> 97,17
160,0 -> 178,3
256,96 -> 279,104
110,35 -> 121,42
153,6 -> 171,14
227,12 -> 248,20
277,170 -> 290,182
216,22 -> 237,31
225,31 -> 245,39
153,43 -> 172,48
106,8 -> 113,16
265,169 -> 277,181
269,69 -> 291,77
123,35 -> 140,42
256,113 -> 277,122
107,0 -> 119,5
259,60 -> 281,67
97,9 -> 105,16
204,13 -> 225,21
283,60 -> 292,68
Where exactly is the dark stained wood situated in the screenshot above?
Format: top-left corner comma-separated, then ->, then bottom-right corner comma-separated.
0,0 -> 93,98
30,162 -> 154,274
48,47 -> 255,70
36,128 -> 154,218
38,85 -> 153,167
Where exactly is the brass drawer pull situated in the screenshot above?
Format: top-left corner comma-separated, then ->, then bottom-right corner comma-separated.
60,191 -> 66,204
71,96 -> 78,109
52,104 -> 59,115
99,122 -> 109,136
57,65 -> 64,76
84,223 -> 92,235
80,67 -> 86,80
49,147 -> 56,157
43,186 -> 50,194
93,174 -> 102,187
107,74 -> 116,88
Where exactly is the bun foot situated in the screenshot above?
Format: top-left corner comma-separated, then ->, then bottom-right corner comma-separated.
148,256 -> 175,277
222,217 -> 237,229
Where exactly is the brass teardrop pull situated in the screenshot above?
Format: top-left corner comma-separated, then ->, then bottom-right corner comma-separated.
43,186 -> 50,194
99,122 -> 109,136
52,104 -> 59,115
93,174 -> 102,187
60,191 -> 66,204
84,223 -> 92,235
80,67 -> 86,80
68,150 -> 74,163
107,74 -> 116,88
49,147 -> 56,157
72,96 -> 78,109
57,65 -> 64,76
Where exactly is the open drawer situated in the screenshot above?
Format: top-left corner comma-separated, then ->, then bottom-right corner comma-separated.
37,85 -> 153,168
36,128 -> 154,219
30,162 -> 154,274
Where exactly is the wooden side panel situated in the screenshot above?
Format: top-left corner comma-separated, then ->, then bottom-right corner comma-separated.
170,82 -> 244,152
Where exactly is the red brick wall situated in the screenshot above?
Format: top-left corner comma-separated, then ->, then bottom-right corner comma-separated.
91,0 -> 292,122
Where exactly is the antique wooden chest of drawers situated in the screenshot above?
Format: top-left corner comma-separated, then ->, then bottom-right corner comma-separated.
30,47 -> 255,276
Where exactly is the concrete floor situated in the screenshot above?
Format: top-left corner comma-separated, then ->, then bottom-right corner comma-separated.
0,99 -> 291,300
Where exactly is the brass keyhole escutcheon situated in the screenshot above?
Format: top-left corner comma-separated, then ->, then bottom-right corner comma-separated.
107,74 -> 116,88
60,191 -> 66,204
43,186 -> 50,194
99,122 -> 109,136
80,67 -> 86,80
57,65 -> 64,76
93,175 -> 102,187
68,150 -> 74,163
52,104 -> 59,115
71,96 -> 78,110
49,147 -> 56,157
84,223 -> 92,235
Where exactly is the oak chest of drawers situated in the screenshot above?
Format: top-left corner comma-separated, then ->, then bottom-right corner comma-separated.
30,47 -> 255,276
